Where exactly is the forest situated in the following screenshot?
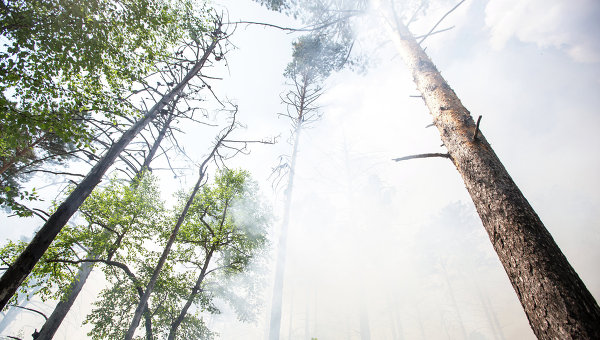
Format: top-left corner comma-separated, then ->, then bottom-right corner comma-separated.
1,0 -> 599,339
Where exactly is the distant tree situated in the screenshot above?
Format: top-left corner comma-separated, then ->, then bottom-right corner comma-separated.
269,33 -> 347,340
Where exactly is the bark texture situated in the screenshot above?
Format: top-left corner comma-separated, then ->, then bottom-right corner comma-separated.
393,22 -> 600,339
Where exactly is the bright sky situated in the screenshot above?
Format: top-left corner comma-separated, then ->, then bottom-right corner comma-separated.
1,0 -> 599,339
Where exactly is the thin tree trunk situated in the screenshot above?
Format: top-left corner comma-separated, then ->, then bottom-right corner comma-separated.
390,20 -> 600,339
389,296 -> 404,340
125,108 -> 233,340
416,305 -> 426,340
268,123 -> 302,340
304,292 -> 310,340
477,284 -> 504,340
287,289 -> 293,340
486,294 -> 505,340
269,70 -> 312,340
33,260 -> 94,340
358,288 -> 370,340
0,29 -> 220,312
134,109 -> 176,179
125,166 -> 205,340
166,249 -> 213,340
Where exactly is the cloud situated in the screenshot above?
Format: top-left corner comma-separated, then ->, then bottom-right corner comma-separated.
485,0 -> 600,63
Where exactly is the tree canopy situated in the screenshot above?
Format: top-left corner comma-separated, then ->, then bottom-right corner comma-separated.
0,0 -> 209,215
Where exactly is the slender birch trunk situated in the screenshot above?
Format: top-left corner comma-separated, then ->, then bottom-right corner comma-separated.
390,20 -> 600,339
33,260 -> 94,340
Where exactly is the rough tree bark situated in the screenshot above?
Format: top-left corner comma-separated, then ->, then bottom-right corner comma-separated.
391,20 -> 600,339
0,29 -> 221,312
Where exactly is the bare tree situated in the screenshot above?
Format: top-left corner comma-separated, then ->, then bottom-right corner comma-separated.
269,33 -> 348,340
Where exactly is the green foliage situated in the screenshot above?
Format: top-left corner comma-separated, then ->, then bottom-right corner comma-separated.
0,168 -> 270,337
0,0 -> 210,215
0,172 -> 164,306
285,33 -> 348,82
85,169 -> 270,339
176,169 -> 271,320
253,0 -> 296,13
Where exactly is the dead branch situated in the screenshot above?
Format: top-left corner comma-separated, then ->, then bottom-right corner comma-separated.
392,153 -> 450,162
418,0 -> 466,44
414,26 -> 455,40
473,115 -> 482,141
8,304 -> 48,321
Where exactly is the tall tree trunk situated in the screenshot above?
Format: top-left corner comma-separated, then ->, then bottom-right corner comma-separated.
0,30 -> 220,312
287,289 -> 293,340
390,20 -> 600,339
268,123 -> 302,340
0,35 -> 218,313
